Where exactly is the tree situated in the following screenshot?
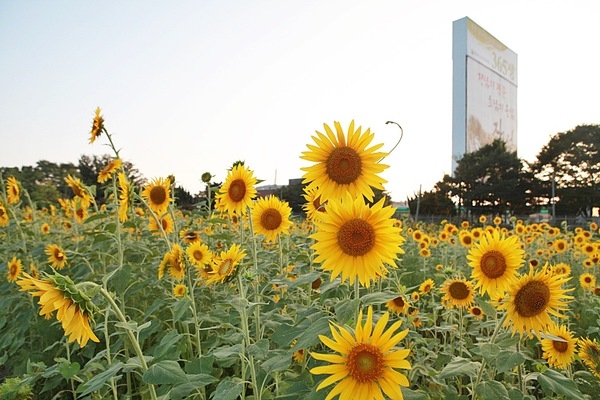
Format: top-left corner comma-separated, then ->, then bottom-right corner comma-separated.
407,182 -> 456,217
532,124 -> 600,216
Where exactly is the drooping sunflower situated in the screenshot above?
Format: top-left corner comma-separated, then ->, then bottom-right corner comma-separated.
97,158 -> 122,184
499,264 -> 573,339
64,175 -> 93,207
440,277 -> 476,309
117,172 -> 130,222
16,272 -> 99,347
142,177 -> 172,216
206,243 -> 247,285
419,279 -> 435,295
45,244 -> 67,270
386,295 -> 410,315
173,284 -> 187,297
301,120 -> 389,203
469,305 -> 484,320
148,213 -> 174,235
215,163 -> 258,216
310,192 -> 404,288
6,177 -> 20,205
251,195 -> 293,243
179,229 -> 201,244
579,337 -> 600,378
540,324 -> 577,369
466,230 -> 525,298
160,244 -> 185,281
302,186 -> 327,222
73,199 -> 88,223
7,256 -> 23,282
186,241 -> 213,268
0,203 -> 8,227
310,306 -> 411,400
89,106 -> 105,144
579,273 -> 596,291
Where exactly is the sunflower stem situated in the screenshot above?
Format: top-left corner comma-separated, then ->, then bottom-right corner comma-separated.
472,312 -> 507,399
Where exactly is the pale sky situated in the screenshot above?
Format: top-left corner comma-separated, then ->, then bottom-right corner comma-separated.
1,1 -> 599,201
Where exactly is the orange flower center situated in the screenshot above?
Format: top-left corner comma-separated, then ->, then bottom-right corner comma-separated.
552,337 -> 569,353
462,236 -> 472,245
480,250 -> 507,279
228,179 -> 247,202
337,219 -> 375,256
346,343 -> 384,383
150,186 -> 167,205
193,250 -> 204,261
326,147 -> 362,185
514,280 -> 550,318
449,281 -> 470,300
260,208 -> 282,230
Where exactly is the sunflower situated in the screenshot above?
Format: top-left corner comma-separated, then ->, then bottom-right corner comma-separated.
386,295 -> 410,315
142,177 -> 172,215
41,223 -> 51,234
301,120 -> 388,203
45,244 -> 67,269
215,164 -> 257,216
7,256 -> 23,282
97,158 -> 122,184
64,175 -> 93,207
310,193 -> 405,288
479,215 -> 487,224
310,306 -> 410,400
440,277 -> 475,309
466,230 -> 525,298
579,337 -> 600,378
16,272 -> 99,347
0,203 -> 8,227
173,284 -> 187,297
552,263 -> 571,277
493,216 -> 502,226
6,177 -> 20,205
579,273 -> 596,291
540,324 -> 577,369
302,186 -> 327,222
411,291 -> 420,302
459,231 -> 474,248
117,172 -> 130,222
73,199 -> 88,223
419,279 -> 435,295
206,243 -> 247,284
251,195 -> 293,242
179,229 -> 200,244
148,213 -> 174,235
186,241 -> 213,268
499,264 -> 573,339
552,239 -> 568,254
89,107 -> 105,144
469,305 -> 484,319
419,248 -> 431,258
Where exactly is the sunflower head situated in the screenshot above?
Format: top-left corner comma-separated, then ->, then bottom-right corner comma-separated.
540,324 -> 577,369
441,277 -> 475,309
142,178 -> 172,216
97,158 -> 122,184
579,337 -> 600,378
215,164 -> 258,216
6,177 -> 21,205
251,195 -> 293,243
301,120 -> 389,202
7,256 -> 23,283
45,244 -> 68,270
206,243 -> 247,285
173,284 -> 187,297
89,107 -> 105,144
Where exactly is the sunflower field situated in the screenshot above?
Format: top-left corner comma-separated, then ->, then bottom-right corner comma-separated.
1,111 -> 600,400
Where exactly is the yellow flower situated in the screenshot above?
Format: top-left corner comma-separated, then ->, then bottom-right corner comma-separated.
419,278 -> 435,295
310,193 -> 405,288
310,307 -> 411,400
148,213 -> 174,235
41,223 -> 51,234
301,120 -> 388,202
173,284 -> 187,297
206,243 -> 247,284
117,172 -> 130,222
45,244 -> 68,269
64,175 -> 93,207
6,177 -> 20,205
186,241 -> 213,268
467,230 -> 524,298
16,272 -> 99,347
302,186 -> 327,222
179,229 -> 201,244
89,107 -> 105,144
97,158 -> 122,184
7,256 -> 23,282
579,337 -> 600,378
215,164 -> 257,216
251,195 -> 293,243
499,264 -> 573,339
386,295 -> 410,315
440,277 -> 475,309
165,244 -> 185,281
142,177 -> 172,216
579,273 -> 596,291
0,202 -> 8,227
540,324 -> 577,369
469,305 -> 484,320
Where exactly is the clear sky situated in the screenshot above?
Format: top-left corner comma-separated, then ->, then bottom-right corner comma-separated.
1,0 -> 599,202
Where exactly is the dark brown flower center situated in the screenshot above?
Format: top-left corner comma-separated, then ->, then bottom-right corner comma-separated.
337,219 -> 375,256
552,337 -> 569,353
150,186 -> 167,205
193,250 -> 204,261
480,250 -> 507,279
514,280 -> 550,318
449,281 -> 470,300
393,296 -> 405,307
346,343 -> 384,383
54,248 -> 65,261
260,208 -> 282,230
326,147 -> 362,185
462,236 -> 472,245
9,263 -> 17,275
471,307 -> 482,316
161,218 -> 169,230
228,179 -> 247,202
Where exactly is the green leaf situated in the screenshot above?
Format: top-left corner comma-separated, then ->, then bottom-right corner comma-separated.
76,361 -> 123,396
212,344 -> 243,360
247,338 -> 270,359
261,351 -> 292,373
438,357 -> 481,379
185,355 -> 214,375
507,387 -> 524,400
359,291 -> 398,306
400,387 -> 429,400
476,298 -> 497,318
143,360 -> 188,385
59,361 -> 80,379
291,316 -> 331,351
169,374 -> 218,399
212,377 -> 243,400
172,298 -> 191,322
494,349 -> 525,374
335,299 -> 359,325
153,330 -> 183,361
475,380 -> 510,400
537,368 -> 585,399
479,343 -> 501,363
